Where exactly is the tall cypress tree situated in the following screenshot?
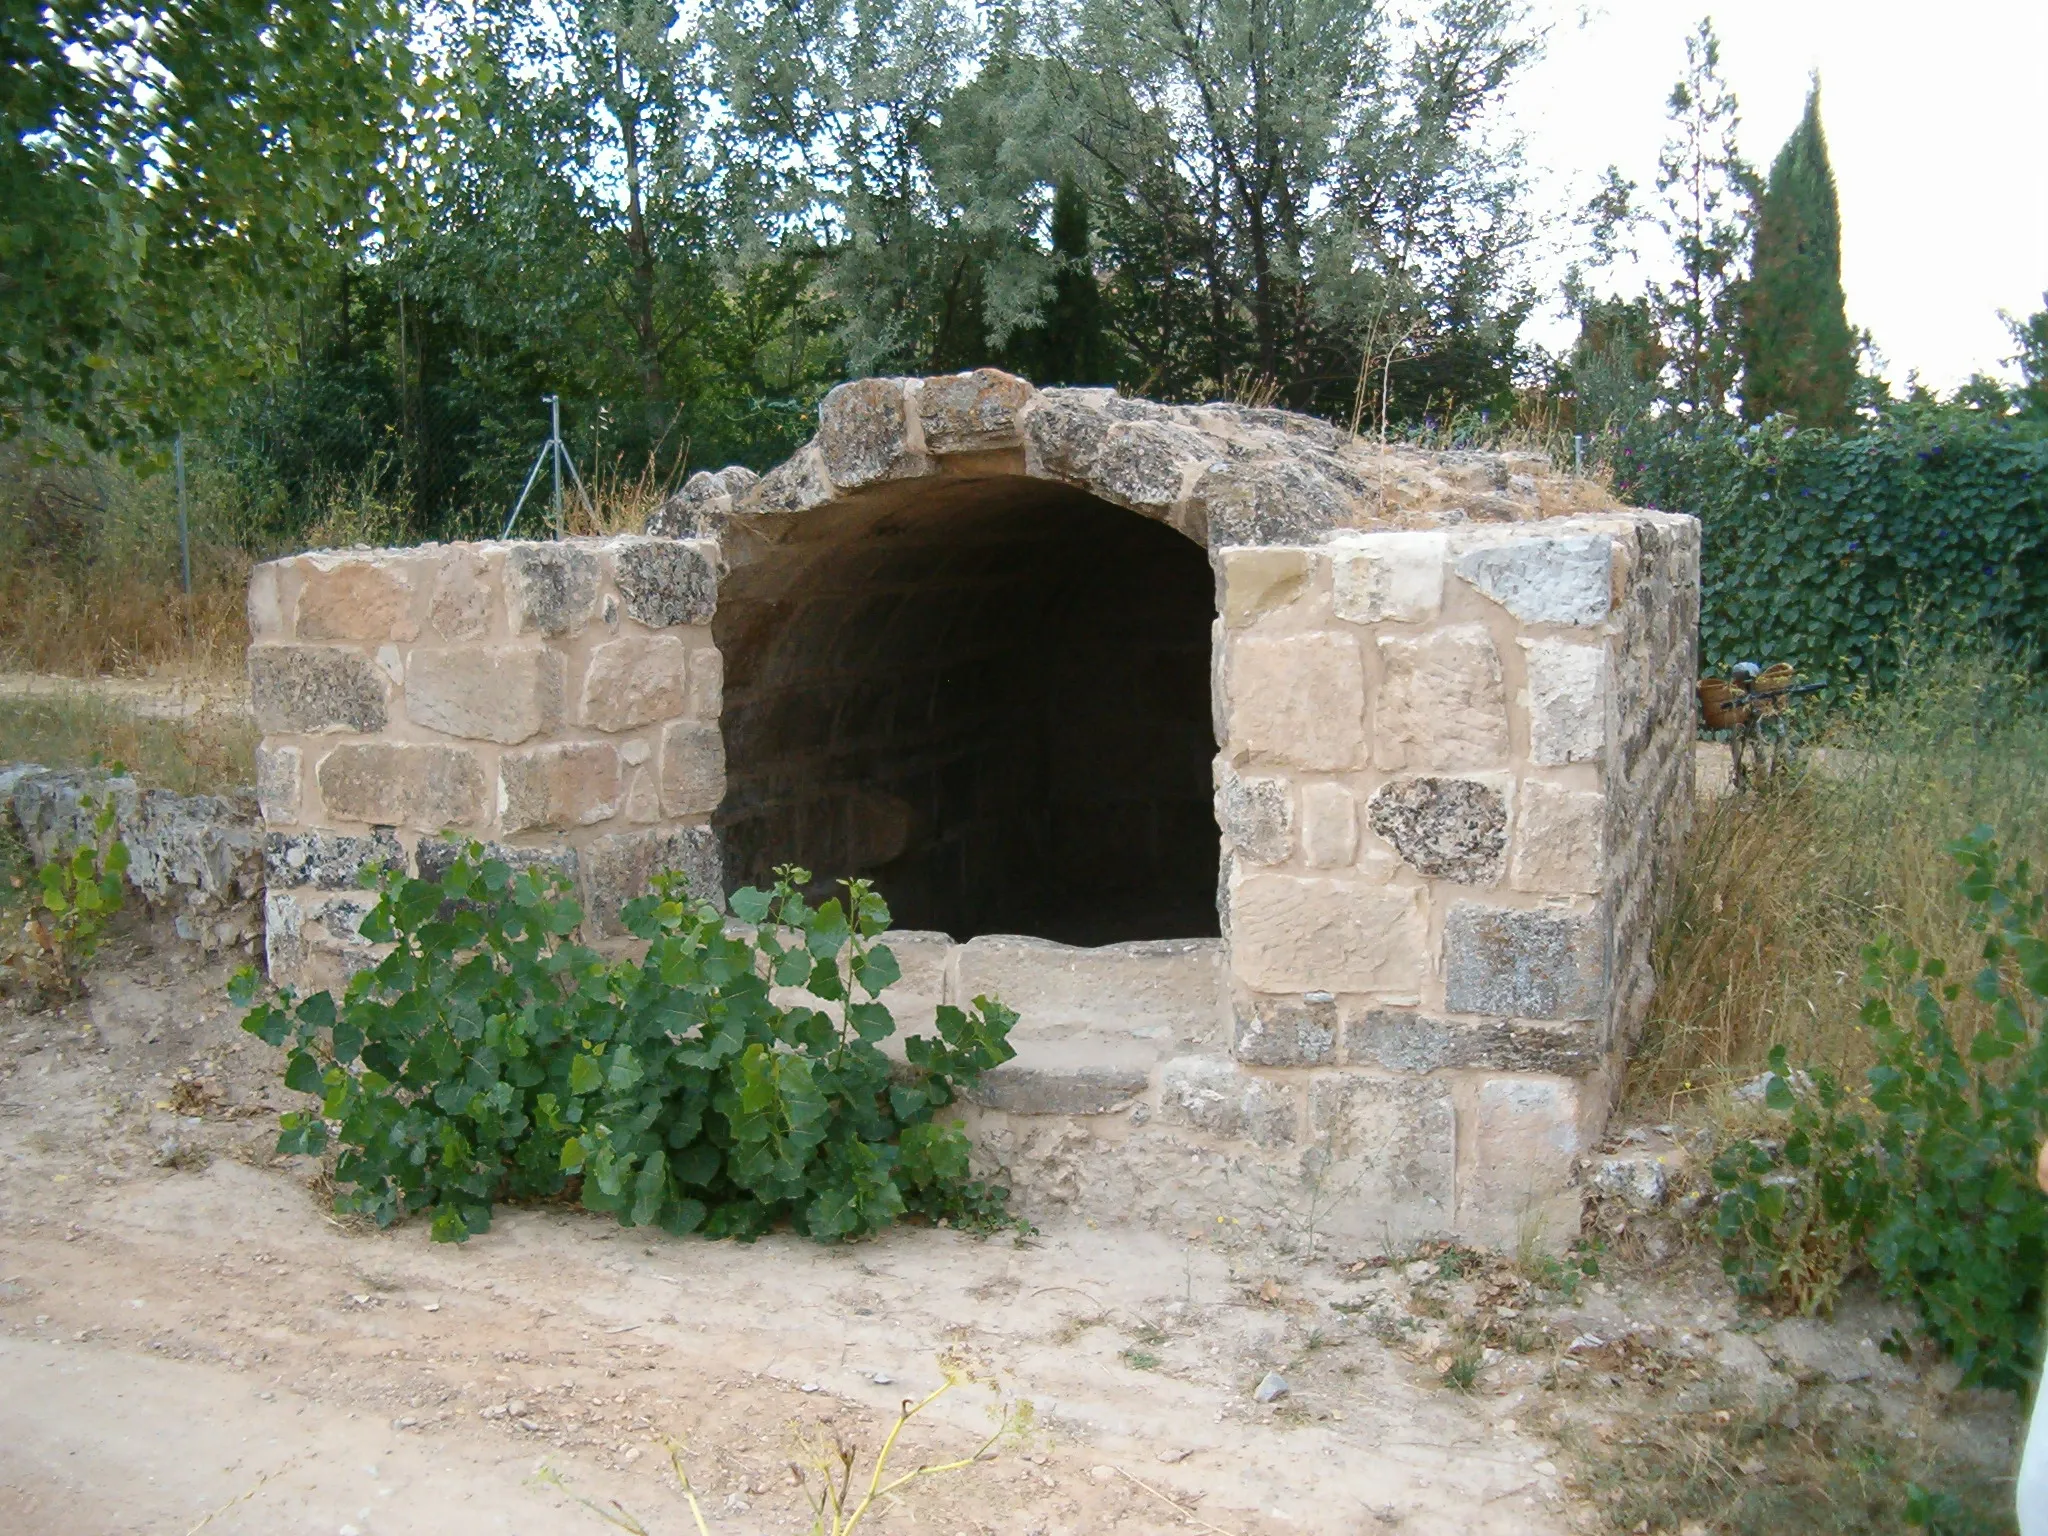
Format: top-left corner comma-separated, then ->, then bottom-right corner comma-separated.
1739,81 -> 1857,428
1024,174 -> 1114,386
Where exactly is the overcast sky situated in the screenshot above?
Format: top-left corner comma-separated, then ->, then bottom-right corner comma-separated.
1510,1 -> 2048,391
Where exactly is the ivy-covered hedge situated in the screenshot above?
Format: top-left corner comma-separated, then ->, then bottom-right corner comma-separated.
1613,408 -> 2048,680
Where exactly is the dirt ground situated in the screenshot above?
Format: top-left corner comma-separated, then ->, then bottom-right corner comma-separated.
0,916 -> 2024,1536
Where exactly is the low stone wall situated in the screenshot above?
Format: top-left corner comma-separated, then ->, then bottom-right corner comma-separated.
247,538 -> 726,989
0,765 -> 264,950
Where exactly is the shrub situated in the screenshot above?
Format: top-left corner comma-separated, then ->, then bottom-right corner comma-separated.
1712,827 -> 2048,1389
235,848 -> 1018,1244
1612,406 -> 2048,683
3,778 -> 129,1004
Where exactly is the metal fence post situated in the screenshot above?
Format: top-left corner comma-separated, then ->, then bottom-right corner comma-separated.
175,431 -> 192,642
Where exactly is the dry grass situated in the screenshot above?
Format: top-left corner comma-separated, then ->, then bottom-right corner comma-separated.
1629,646 -> 2048,1118
0,690 -> 256,795
0,557 -> 251,679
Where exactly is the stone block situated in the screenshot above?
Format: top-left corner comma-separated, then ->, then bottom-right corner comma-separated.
955,935 -> 1222,1044
265,829 -> 404,892
611,538 -> 718,628
249,645 -> 389,735
1219,547 -> 1310,628
1305,1073 -> 1456,1213
819,378 -> 918,488
1454,533 -> 1611,625
1214,771 -> 1292,864
254,744 -> 300,825
1330,530 -> 1446,624
427,552 -> 494,641
414,837 -> 578,889
499,742 -> 622,832
749,445 -> 834,516
295,555 -> 416,642
1521,639 -> 1607,766
405,645 -> 564,745
1158,1056 -> 1247,1138
247,563 -> 286,639
688,647 -> 723,719
1443,902 -> 1605,1021
1343,1008 -> 1600,1075
504,543 -> 601,637
1230,875 -> 1424,994
1232,993 -> 1336,1067
312,891 -> 379,949
1022,387 -> 1115,483
581,634 -> 690,732
1242,1075 -> 1299,1147
1366,776 -> 1506,884
1464,1075 -> 1588,1247
660,720 -> 727,816
1374,626 -> 1509,771
1298,782 -> 1358,869
1224,633 -> 1366,771
264,890 -> 304,980
1193,457 -> 1352,546
966,1063 -> 1150,1116
918,368 -> 1033,453
624,766 -> 660,823
316,743 -> 487,832
1092,420 -> 1207,515
579,825 -> 723,938
1511,779 -> 1604,894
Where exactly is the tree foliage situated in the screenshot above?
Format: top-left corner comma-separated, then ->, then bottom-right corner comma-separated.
1740,82 -> 1856,430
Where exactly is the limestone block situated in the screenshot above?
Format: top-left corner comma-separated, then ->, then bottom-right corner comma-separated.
264,890 -> 303,979
688,647 -> 723,719
504,543 -> 601,638
1366,776 -> 1507,884
1214,771 -> 1292,864
1230,875 -> 1424,994
499,742 -> 622,833
1193,457 -> 1352,547
1443,902 -> 1605,1021
749,444 -> 834,516
1242,1075 -> 1299,1147
249,645 -> 389,735
1374,626 -> 1509,771
1510,779 -> 1604,894
660,720 -> 727,816
1219,547 -> 1310,628
1464,1075 -> 1589,1248
295,555 -> 416,643
1343,1008 -> 1600,1075
1158,1056 -> 1246,1138
264,829 -> 404,892
1022,387 -> 1116,483
624,766 -> 660,823
1232,993 -> 1336,1067
404,645 -> 564,745
427,552 -> 494,641
1454,532 -> 1612,625
1298,782 -> 1358,868
818,378 -> 918,488
1092,420 -> 1207,515
1521,638 -> 1607,766
312,891 -> 378,950
1224,633 -> 1366,771
611,538 -> 718,628
315,743 -> 487,832
415,837 -> 577,889
1330,530 -> 1447,624
247,563 -> 287,639
254,744 -> 300,825
956,935 -> 1222,1044
1305,1073 -> 1457,1214
966,1064 -> 1151,1116
581,634 -> 690,732
579,825 -> 723,938
918,368 -> 1033,453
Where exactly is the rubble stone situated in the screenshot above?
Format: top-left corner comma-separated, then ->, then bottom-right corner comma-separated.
1366,776 -> 1507,883
1214,772 -> 1292,864
918,369 -> 1033,453
1232,994 -> 1337,1067
264,829 -> 404,891
611,538 -> 718,628
249,646 -> 389,735
504,543 -> 601,637
819,378 -> 918,488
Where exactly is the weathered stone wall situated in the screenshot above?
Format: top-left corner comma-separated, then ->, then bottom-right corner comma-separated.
248,538 -> 725,988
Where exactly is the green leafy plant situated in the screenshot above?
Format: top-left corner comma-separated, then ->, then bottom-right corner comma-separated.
7,777 -> 130,1002
1711,826 -> 2048,1388
236,848 -> 1018,1245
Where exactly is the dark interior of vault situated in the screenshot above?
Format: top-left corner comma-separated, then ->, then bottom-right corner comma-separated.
712,479 -> 1219,946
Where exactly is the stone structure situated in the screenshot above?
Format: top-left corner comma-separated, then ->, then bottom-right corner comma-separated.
252,370 -> 1699,1248
247,539 -> 725,990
